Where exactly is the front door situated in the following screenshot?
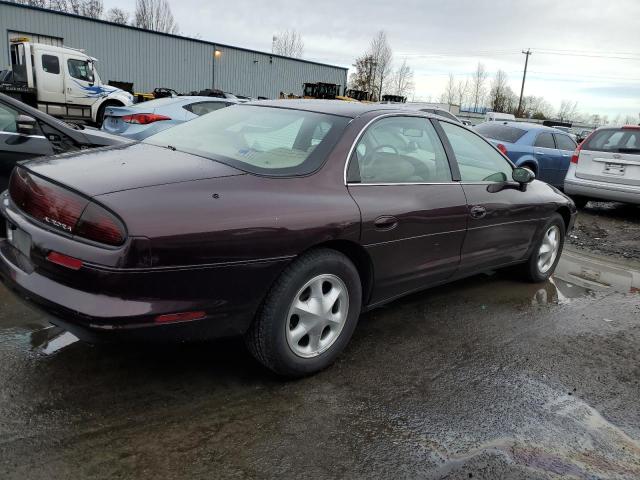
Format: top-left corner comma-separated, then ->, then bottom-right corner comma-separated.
64,55 -> 98,109
437,121 -> 544,275
346,115 -> 468,304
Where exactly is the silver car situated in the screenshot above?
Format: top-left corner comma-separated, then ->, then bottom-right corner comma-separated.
564,126 -> 640,206
101,96 -> 237,140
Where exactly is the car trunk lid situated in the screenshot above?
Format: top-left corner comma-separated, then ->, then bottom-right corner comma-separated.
20,143 -> 245,196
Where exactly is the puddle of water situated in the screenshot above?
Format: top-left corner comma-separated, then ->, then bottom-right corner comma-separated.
554,250 -> 640,293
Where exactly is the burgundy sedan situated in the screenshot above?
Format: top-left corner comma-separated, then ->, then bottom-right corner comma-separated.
0,100 -> 576,376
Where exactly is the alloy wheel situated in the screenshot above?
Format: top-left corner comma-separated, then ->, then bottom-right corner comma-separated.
285,274 -> 349,358
537,225 -> 561,274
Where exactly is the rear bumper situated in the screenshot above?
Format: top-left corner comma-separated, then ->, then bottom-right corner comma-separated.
0,237 -> 287,343
564,169 -> 640,204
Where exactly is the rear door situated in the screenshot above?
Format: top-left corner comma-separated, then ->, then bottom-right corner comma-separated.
533,132 -> 562,185
553,133 -> 577,185
576,127 -> 640,187
346,115 -> 468,303
438,121 -> 544,274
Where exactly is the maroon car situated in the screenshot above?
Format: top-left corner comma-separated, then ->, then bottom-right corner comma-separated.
0,100 -> 576,376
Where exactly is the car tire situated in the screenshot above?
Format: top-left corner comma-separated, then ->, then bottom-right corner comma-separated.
570,196 -> 589,208
519,213 -> 565,283
245,248 -> 362,377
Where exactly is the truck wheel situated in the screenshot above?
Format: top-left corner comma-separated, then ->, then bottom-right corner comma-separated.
245,249 -> 362,377
96,101 -> 121,128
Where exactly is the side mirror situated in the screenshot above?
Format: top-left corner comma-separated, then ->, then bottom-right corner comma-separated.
16,115 -> 37,135
512,167 -> 535,184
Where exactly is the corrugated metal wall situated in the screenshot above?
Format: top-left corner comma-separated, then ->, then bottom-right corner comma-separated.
0,1 -> 348,98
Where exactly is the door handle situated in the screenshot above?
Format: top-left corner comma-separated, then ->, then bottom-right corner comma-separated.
470,205 -> 487,219
374,216 -> 399,231
534,150 -> 546,155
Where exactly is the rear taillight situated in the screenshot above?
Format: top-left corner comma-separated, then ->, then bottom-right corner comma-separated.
10,168 -> 87,233
75,203 -> 126,246
9,168 -> 126,247
122,113 -> 171,124
496,143 -> 508,156
571,147 -> 581,164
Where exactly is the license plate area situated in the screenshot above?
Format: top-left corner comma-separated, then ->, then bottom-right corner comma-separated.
603,163 -> 625,176
6,222 -> 32,259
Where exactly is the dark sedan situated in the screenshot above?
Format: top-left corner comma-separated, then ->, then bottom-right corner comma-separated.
0,100 -> 576,377
0,92 -> 129,191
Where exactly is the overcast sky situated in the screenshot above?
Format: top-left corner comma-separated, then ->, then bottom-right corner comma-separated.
106,0 -> 640,119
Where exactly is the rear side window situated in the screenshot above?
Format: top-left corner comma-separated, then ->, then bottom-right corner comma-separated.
42,55 -> 60,74
475,123 -> 526,143
583,129 -> 640,153
350,116 -> 451,184
535,132 -> 555,149
184,101 -> 227,116
441,122 -> 513,182
554,134 -> 576,151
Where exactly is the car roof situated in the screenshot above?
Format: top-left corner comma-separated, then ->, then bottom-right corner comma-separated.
491,121 -> 573,134
245,99 -> 425,119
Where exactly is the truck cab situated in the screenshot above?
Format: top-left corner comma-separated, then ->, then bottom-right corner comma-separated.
5,39 -> 133,125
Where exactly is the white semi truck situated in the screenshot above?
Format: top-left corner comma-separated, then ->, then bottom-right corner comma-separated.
1,38 -> 133,125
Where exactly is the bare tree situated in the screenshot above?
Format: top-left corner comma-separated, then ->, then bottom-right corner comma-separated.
488,70 -> 513,113
272,30 -> 304,58
455,78 -> 469,107
392,59 -> 414,98
557,100 -> 579,122
348,54 -> 376,97
10,0 -> 47,7
134,0 -> 179,34
470,62 -> 488,112
439,73 -> 456,105
106,7 -> 129,24
368,31 -> 393,101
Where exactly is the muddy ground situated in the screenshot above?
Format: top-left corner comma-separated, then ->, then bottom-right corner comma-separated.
568,202 -> 640,260
0,203 -> 639,479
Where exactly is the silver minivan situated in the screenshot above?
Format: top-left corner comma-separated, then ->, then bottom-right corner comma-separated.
564,126 -> 640,206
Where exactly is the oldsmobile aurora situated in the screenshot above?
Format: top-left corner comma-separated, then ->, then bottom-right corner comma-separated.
0,100 -> 576,376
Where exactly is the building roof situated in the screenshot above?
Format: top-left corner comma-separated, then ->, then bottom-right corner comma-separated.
0,0 -> 348,71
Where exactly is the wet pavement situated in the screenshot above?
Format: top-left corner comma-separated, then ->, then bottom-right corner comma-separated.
0,248 -> 639,479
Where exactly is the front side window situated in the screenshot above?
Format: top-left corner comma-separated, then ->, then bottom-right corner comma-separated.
42,55 -> 60,74
535,132 -> 556,149
67,59 -> 92,82
145,105 -> 350,176
0,102 -> 18,133
350,116 -> 451,184
554,134 -> 577,151
441,121 -> 513,182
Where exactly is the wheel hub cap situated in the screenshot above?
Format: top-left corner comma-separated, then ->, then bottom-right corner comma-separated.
285,274 -> 349,358
537,225 -> 560,274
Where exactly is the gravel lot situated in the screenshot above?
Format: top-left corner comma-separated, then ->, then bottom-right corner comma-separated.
0,204 -> 639,479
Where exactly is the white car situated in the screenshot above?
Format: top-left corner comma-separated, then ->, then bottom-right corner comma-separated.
564,125 -> 640,206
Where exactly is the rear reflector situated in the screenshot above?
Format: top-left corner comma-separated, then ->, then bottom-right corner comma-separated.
47,251 -> 83,270
122,113 -> 171,125
155,311 -> 207,324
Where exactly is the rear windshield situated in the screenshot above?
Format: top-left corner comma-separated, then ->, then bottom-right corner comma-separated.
475,123 -> 526,143
583,129 -> 640,153
145,105 -> 350,176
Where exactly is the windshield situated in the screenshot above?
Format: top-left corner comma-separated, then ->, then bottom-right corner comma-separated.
145,105 -> 350,176
475,123 -> 526,143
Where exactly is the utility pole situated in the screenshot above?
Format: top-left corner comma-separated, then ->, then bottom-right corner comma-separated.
517,49 -> 532,117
